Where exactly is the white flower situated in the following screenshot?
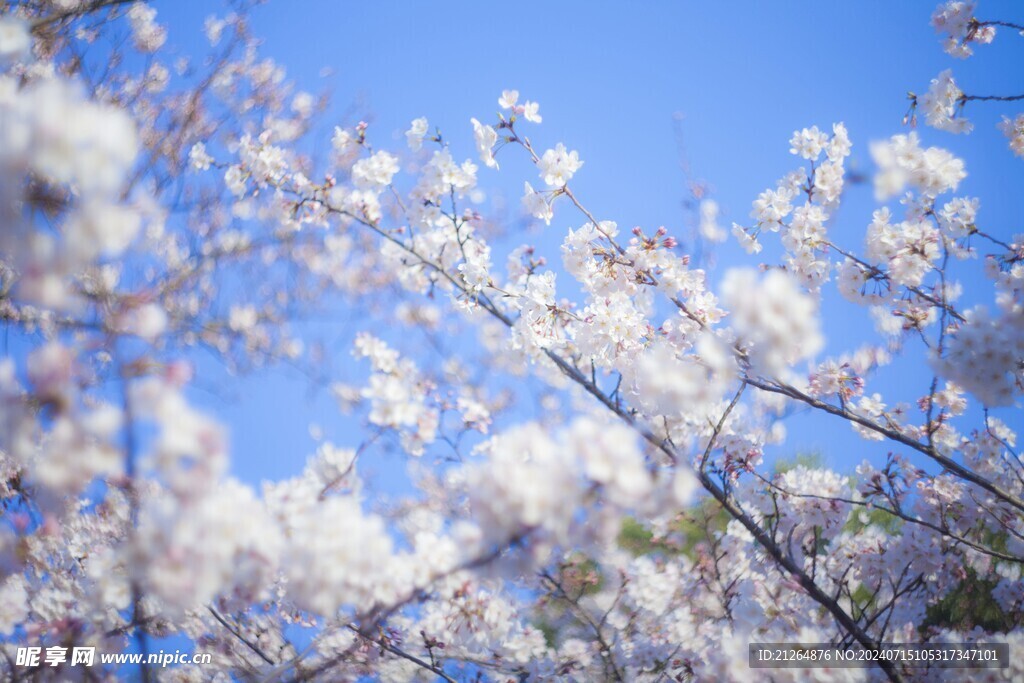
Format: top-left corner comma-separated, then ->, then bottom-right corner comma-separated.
121,303 -> 168,342
732,223 -> 762,254
204,15 -> 226,45
457,239 -> 492,293
770,467 -> 851,539
0,17 -> 31,65
127,2 -> 166,52
837,258 -> 883,305
283,497 -> 396,615
999,114 -> 1024,158
920,69 -> 972,134
291,91 -> 314,118
63,202 -> 141,262
627,556 -> 682,615
871,304 -> 904,338
228,305 -> 260,335
235,133 -> 288,186
932,1 -> 994,58
498,89 -> 519,109
188,142 -> 213,171
26,341 -> 73,402
3,79 -> 139,196
538,143 -> 582,187
136,480 -> 281,615
630,335 -> 735,419
406,116 -> 429,151
351,150 -> 399,189
720,268 -> 823,377
932,2 -> 974,41
414,148 -> 477,199
224,164 -> 247,197
813,160 -> 844,205
522,100 -> 542,123
936,196 -> 978,239
456,396 -> 491,433
0,577 -> 27,636
228,304 -> 258,333
699,199 -> 726,242
932,306 -> 1024,406
750,186 -> 795,230
827,122 -> 852,162
498,90 -> 542,122
354,335 -> 438,456
471,117 -> 499,169
332,126 -> 356,155
673,468 -> 700,506
131,379 -> 229,501
870,132 -> 965,199
521,182 -> 552,225
568,417 -> 651,507
463,424 -> 581,543
789,125 -> 828,160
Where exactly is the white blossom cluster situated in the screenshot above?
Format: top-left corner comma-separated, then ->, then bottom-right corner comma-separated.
871,132 -> 966,200
921,2 -> 1023,160
1000,113 -> 1024,158
731,123 -> 851,291
0,3 -> 1021,681
931,1 -> 995,58
353,333 -> 439,455
920,69 -> 972,134
721,268 -> 823,378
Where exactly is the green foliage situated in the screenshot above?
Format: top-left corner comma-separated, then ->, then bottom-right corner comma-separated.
771,451 -> 823,475
842,505 -> 904,535
676,499 -> 731,557
618,517 -> 656,556
536,618 -> 559,649
617,498 -> 730,559
617,452 -> 825,561
923,569 -> 1018,634
615,453 -> 1022,643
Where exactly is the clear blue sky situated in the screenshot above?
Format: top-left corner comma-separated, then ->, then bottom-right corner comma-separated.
150,1 -> 1024,486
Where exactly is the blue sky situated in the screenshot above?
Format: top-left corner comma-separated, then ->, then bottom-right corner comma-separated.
147,1 -> 1024,487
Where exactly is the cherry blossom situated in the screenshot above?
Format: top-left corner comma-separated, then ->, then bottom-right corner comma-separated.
932,1 -> 995,58
471,117 -> 499,169
405,116 -> 429,150
0,17 -> 29,64
538,142 -> 583,187
0,3 -> 1019,681
999,113 -> 1024,158
921,69 -> 973,133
